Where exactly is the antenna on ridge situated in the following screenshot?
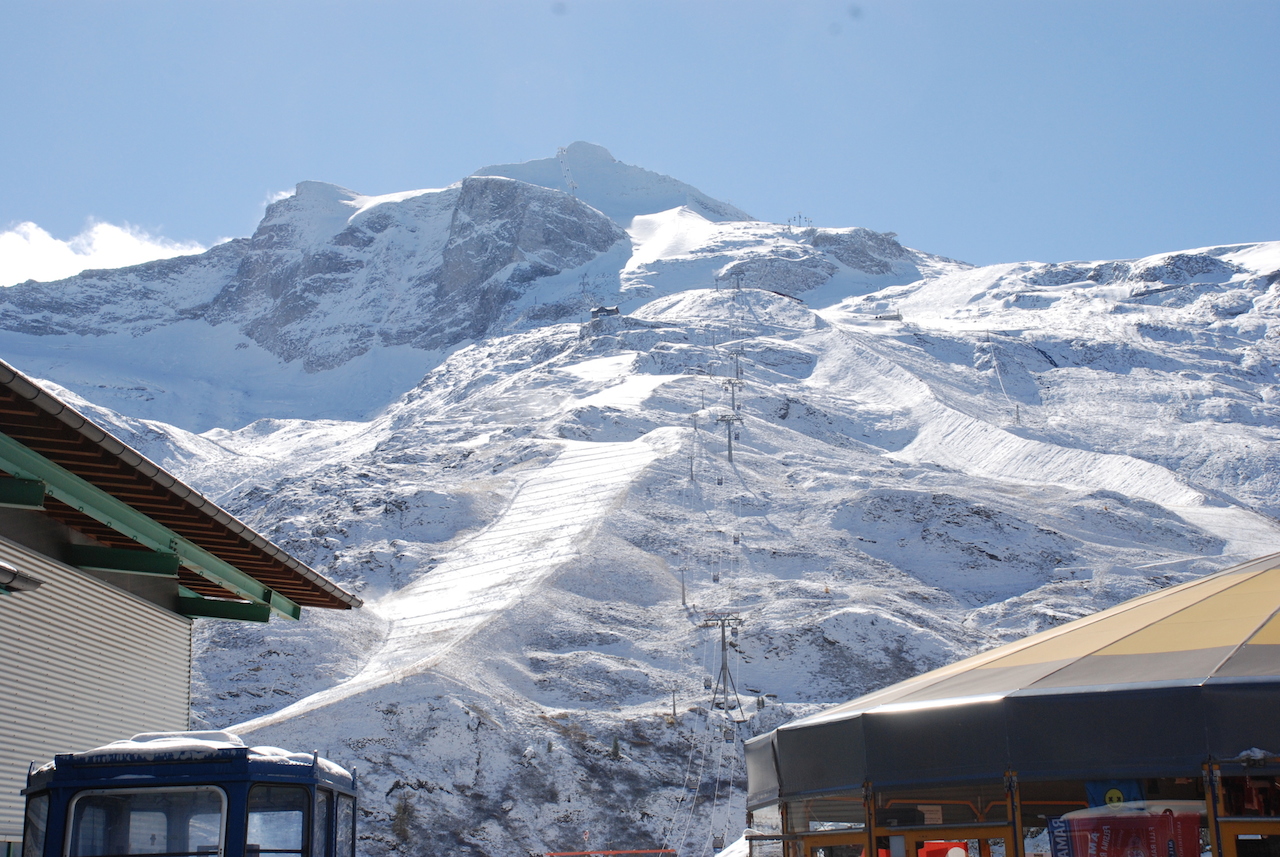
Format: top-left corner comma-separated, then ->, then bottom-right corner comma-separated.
557,147 -> 578,198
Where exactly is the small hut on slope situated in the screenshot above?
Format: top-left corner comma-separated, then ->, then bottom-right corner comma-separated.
745,551 -> 1280,857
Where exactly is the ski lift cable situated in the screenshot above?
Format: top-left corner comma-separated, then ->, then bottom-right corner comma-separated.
700,743 -> 725,857
703,717 -> 731,857
672,713 -> 717,856
702,628 -> 745,853
664,631 -> 712,851
694,740 -> 723,857
735,653 -> 746,717
690,712 -> 719,843
667,629 -> 715,851
661,711 -> 705,852
719,719 -> 743,853
986,330 -> 1016,415
676,659 -> 726,856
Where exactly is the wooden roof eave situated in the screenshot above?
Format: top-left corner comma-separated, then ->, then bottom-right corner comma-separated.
0,361 -> 361,613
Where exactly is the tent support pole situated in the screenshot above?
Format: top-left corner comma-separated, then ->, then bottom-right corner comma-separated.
864,781 -> 877,857
1005,771 -> 1024,857
1205,762 -> 1225,857
777,803 -> 793,857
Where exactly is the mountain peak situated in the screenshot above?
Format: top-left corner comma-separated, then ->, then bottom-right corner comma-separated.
472,142 -> 754,226
560,141 -> 616,163
292,180 -> 360,202
252,181 -> 364,249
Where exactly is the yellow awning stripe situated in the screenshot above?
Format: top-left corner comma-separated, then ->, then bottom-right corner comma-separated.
1247,612 -> 1280,646
1099,569 -> 1280,655
980,567 -> 1273,668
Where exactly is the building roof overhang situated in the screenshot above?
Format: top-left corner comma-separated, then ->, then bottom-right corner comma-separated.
0,359 -> 361,617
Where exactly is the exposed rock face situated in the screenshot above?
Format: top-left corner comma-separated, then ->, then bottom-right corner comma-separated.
721,247 -> 839,294
432,177 -> 626,304
205,177 -> 627,370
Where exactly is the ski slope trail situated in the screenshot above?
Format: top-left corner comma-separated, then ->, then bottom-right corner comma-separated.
233,430 -> 678,733
818,323 -> 1280,558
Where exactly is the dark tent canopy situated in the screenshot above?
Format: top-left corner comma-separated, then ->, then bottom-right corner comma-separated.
748,551 -> 1280,810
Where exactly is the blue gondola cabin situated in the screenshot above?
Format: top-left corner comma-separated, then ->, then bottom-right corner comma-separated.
21,732 -> 356,857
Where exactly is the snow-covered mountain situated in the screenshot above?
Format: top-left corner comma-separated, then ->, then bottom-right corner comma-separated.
0,174 -> 628,429
4,145 -> 1279,857
0,146 -> 954,432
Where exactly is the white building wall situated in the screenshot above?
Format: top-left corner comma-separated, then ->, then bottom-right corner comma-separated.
0,535 -> 190,841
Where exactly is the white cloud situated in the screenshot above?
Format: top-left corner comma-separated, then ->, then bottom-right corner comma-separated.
0,221 -> 206,287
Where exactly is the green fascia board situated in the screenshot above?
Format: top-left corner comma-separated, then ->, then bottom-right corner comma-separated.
0,476 -> 45,509
67,544 -> 181,577
0,430 -> 301,620
177,595 -> 272,623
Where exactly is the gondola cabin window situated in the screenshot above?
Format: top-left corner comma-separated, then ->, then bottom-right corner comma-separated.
66,787 -> 226,857
312,790 -> 331,857
22,794 -> 49,857
246,787 -> 308,857
334,795 -> 354,857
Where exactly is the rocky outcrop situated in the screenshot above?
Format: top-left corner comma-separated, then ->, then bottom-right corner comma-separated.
1027,252 -> 1243,288
0,239 -> 248,336
206,177 -> 627,370
809,227 -> 912,275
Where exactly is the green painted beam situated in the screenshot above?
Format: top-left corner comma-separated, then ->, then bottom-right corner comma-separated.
177,596 -> 272,623
0,430 -> 301,620
67,544 -> 180,577
0,476 -> 45,510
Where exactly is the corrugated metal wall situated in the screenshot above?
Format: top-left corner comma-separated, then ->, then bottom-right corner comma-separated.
0,536 -> 190,840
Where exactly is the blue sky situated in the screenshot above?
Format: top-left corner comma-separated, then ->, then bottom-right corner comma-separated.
1,0 -> 1276,283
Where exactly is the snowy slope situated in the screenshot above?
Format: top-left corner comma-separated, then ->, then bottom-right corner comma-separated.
235,430 -> 681,733
1,147 -> 1278,857
473,141 -> 755,226
185,270 -> 1278,856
